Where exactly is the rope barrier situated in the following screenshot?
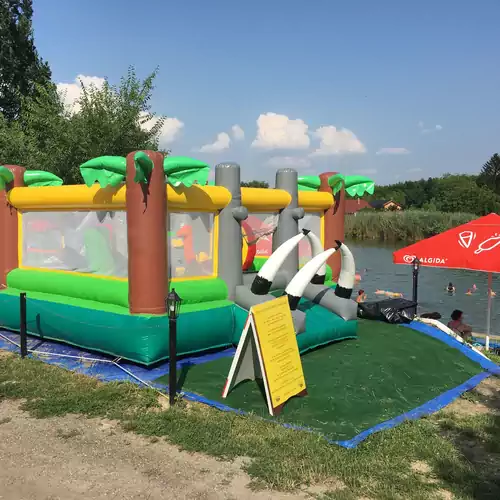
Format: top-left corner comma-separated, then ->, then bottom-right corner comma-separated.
0,331 -> 170,402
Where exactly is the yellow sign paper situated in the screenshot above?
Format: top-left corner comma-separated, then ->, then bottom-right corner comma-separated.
251,296 -> 306,412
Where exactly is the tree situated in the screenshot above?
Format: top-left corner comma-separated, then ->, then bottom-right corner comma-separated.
477,153 -> 500,195
0,66 -> 168,184
0,0 -> 53,121
241,180 -> 269,188
431,175 -> 500,215
0,83 -> 67,173
63,67 -> 166,183
365,172 -> 500,216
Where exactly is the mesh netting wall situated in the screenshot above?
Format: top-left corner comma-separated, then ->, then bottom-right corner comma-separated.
244,212 -> 322,263
21,211 -> 128,277
243,213 -> 278,258
168,212 -> 214,278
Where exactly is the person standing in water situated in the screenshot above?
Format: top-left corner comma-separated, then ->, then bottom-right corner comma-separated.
356,289 -> 367,303
446,282 -> 456,294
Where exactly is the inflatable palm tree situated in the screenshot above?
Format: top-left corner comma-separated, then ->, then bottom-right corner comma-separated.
297,173 -> 375,282
79,154 -> 210,188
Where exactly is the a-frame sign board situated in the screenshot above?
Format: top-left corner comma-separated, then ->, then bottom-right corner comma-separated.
222,295 -> 307,416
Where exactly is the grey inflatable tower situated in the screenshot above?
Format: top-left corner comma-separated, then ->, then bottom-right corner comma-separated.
272,169 -> 304,285
215,163 -> 248,300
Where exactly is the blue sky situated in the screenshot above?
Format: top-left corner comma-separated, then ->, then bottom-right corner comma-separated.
33,0 -> 500,185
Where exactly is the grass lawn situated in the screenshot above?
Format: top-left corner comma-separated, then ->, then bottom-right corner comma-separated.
156,321 -> 483,443
0,348 -> 499,499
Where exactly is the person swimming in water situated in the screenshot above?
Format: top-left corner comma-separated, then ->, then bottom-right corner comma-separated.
446,282 -> 456,294
466,288 -> 473,295
472,284 -> 477,292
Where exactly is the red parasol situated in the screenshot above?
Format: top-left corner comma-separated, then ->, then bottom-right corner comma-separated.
393,213 -> 500,273
393,213 -> 500,347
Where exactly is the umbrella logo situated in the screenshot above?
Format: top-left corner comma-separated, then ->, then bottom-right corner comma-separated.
474,234 -> 500,255
403,255 -> 416,264
458,231 -> 476,249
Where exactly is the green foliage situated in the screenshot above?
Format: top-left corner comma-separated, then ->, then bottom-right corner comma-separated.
241,180 -> 269,188
370,174 -> 500,216
0,66 -> 167,184
345,210 -> 477,241
477,153 -> 500,195
0,0 -> 53,121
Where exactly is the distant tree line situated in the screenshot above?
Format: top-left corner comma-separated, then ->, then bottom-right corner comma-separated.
240,180 -> 269,188
366,154 -> 500,216
242,155 -> 500,217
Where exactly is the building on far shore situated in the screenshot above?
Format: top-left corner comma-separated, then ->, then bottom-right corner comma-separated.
345,199 -> 403,215
345,199 -> 372,215
369,200 -> 403,211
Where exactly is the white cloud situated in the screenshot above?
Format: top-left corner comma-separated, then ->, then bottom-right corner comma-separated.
310,126 -> 366,156
231,124 -> 245,141
265,156 -> 312,169
376,147 -> 410,155
418,122 -> 443,134
140,113 -> 184,146
199,132 -> 231,153
252,112 -> 310,150
57,75 -> 106,112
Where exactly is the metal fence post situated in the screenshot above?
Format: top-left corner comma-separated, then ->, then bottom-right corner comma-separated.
20,292 -> 28,358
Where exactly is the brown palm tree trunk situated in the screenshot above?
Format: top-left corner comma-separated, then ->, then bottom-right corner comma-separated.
0,165 -> 26,288
126,151 -> 167,314
319,171 -> 345,283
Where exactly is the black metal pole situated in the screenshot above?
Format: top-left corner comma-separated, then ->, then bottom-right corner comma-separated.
412,266 -> 419,315
169,318 -> 177,406
20,292 -> 28,358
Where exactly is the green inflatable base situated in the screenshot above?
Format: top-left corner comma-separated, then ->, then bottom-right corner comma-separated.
0,289 -> 235,365
0,291 -> 357,366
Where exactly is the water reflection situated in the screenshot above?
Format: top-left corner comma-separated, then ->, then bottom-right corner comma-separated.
348,240 -> 498,332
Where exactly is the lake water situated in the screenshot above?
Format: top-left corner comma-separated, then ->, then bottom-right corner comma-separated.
348,240 -> 499,333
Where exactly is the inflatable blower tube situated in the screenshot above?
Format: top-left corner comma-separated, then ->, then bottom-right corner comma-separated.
285,248 -> 337,310
334,240 -> 355,300
304,230 -> 326,285
251,232 -> 306,295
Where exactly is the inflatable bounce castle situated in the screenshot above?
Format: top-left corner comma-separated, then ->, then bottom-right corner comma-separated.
0,152 -> 374,365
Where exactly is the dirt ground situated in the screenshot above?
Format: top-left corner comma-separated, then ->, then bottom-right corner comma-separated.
0,400 -> 307,500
